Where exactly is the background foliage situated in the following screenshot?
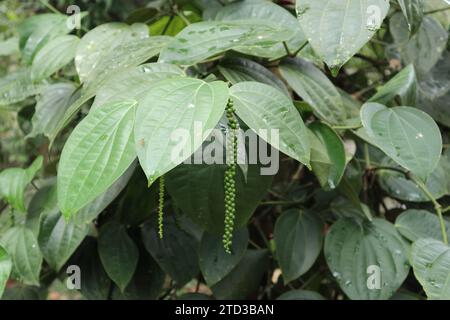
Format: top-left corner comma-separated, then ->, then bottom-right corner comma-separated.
0,0 -> 450,300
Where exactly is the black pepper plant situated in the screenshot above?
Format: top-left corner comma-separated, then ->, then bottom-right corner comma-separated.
0,0 -> 450,300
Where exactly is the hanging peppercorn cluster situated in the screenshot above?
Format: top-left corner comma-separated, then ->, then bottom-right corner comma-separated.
223,98 -> 239,254
158,175 -> 165,239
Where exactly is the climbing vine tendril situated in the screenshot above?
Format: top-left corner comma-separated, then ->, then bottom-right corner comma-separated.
158,175 -> 165,239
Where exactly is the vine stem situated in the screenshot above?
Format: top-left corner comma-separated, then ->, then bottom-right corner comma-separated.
372,166 -> 448,244
425,7 -> 450,15
39,0 -> 60,14
410,176 -> 448,245
443,206 -> 450,214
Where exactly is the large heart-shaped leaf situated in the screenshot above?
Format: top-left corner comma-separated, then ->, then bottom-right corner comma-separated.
57,100 -> 137,218
411,238 -> 450,299
295,0 -> 390,73
214,0 -> 307,58
279,58 -> 347,124
0,227 -> 43,286
134,77 -> 228,184
158,20 -> 292,66
395,209 -> 450,242
230,81 -> 310,166
199,228 -> 249,286
91,63 -> 185,110
166,163 -> 273,234
308,122 -> 346,190
31,35 -> 79,81
28,83 -> 77,139
369,64 -> 417,106
325,218 -> 410,300
38,208 -> 89,271
360,103 -> 442,181
274,210 -> 323,283
218,58 -> 289,96
98,222 -> 139,292
0,156 -> 43,212
0,246 -> 12,298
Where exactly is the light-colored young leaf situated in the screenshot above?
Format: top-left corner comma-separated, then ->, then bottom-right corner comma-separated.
28,83 -> 77,138
295,0 -> 390,73
396,209 -> 450,242
369,64 -> 417,106
0,156 -> 43,212
279,58 -> 347,124
91,63 -> 185,110
361,103 -> 442,181
57,101 -> 137,218
158,20 -> 292,66
199,228 -> 249,286
274,210 -> 323,283
411,238 -> 450,299
214,0 -> 306,58
31,35 -> 79,81
134,77 -> 228,184
98,222 -> 139,292
325,218 -> 410,300
0,246 -> 12,298
0,227 -> 43,286
218,57 -> 289,96
308,122 -> 346,190
230,81 -> 310,167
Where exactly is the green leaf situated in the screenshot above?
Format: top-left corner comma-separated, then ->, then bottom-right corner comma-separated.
277,289 -> 325,300
308,122 -> 346,190
218,58 -> 289,96
38,208 -> 89,271
91,63 -> 185,110
0,69 -> 43,107
57,101 -> 137,218
325,218 -> 410,300
378,156 -> 448,202
395,209 -> 450,242
199,228 -> 249,286
211,249 -> 269,299
279,58 -> 347,124
390,13 -> 448,74
71,238 -> 111,300
0,156 -> 43,212
0,246 -> 12,298
274,209 -> 323,283
369,64 -> 417,106
31,35 -> 79,81
28,83 -> 77,138
411,238 -> 450,299
230,81 -> 310,166
295,0 -> 390,72
98,222 -> 139,292
74,163 -> 135,225
214,0 -> 307,58
360,103 -> 442,181
165,163 -> 272,234
142,217 -> 199,286
17,13 -> 70,65
49,25 -> 170,142
397,0 -> 424,35
158,20 -> 292,66
0,227 -> 43,286
134,77 -> 228,184
0,37 -> 19,56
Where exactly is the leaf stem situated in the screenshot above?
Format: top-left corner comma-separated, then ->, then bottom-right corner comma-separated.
39,0 -> 60,14
332,124 -> 362,130
425,7 -> 450,15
